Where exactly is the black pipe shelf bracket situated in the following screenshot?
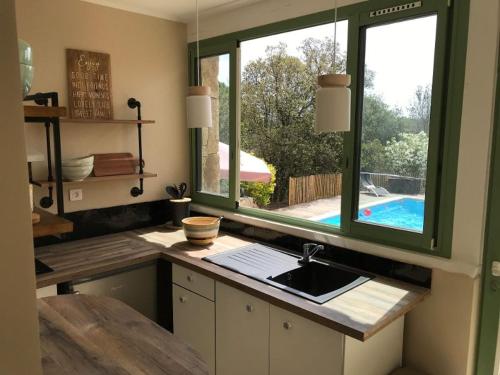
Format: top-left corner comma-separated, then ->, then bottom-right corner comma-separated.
128,97 -> 145,198
25,95 -> 150,206
24,92 -> 65,216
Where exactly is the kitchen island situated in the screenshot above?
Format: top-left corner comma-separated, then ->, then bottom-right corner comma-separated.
38,294 -> 208,375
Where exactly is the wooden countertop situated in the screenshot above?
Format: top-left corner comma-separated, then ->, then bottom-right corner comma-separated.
36,226 -> 430,341
38,294 -> 208,375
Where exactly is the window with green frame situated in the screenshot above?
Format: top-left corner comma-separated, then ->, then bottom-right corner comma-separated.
189,0 -> 470,257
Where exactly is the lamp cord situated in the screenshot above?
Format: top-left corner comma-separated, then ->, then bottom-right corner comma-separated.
196,0 -> 200,86
333,0 -> 338,73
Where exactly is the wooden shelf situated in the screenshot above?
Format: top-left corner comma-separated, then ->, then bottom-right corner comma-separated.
36,172 -> 157,187
24,105 -> 67,119
32,208 -> 73,238
60,118 -> 155,125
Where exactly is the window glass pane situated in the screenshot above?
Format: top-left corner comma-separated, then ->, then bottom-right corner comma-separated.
239,21 -> 348,227
357,15 -> 437,233
199,54 -> 230,196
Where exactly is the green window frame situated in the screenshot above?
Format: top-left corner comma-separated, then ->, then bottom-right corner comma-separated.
343,1 -> 449,251
188,0 -> 470,258
189,41 -> 239,210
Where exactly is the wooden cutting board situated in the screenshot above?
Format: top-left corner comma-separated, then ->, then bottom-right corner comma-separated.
93,153 -> 141,176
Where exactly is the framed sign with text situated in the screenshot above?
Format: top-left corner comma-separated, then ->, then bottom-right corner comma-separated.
66,49 -> 113,120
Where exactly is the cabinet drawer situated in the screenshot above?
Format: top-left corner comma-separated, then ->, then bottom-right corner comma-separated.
173,285 -> 215,375
172,264 -> 215,301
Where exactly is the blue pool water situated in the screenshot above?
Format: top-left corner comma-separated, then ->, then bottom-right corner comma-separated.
318,198 -> 424,232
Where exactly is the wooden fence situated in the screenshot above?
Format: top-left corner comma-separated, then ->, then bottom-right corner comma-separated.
365,172 -> 426,194
288,173 -> 342,206
288,172 -> 426,206
370,173 -> 390,190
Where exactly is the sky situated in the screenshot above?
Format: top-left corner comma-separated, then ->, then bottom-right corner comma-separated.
217,15 -> 437,113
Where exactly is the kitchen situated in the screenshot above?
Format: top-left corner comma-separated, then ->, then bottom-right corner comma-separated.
1,0 -> 499,374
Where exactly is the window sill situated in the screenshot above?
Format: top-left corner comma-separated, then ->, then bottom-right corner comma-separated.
192,203 -> 480,278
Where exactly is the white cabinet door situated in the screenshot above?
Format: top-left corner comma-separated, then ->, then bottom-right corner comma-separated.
173,284 -> 215,375
270,305 -> 344,375
216,282 -> 270,375
75,264 -> 157,321
343,317 -> 403,375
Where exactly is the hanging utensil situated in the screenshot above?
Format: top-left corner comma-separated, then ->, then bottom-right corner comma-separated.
179,182 -> 187,198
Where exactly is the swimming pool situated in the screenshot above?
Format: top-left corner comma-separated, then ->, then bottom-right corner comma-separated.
317,198 -> 424,232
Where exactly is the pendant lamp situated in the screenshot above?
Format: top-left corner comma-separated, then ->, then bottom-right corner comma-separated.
187,0 -> 212,128
315,0 -> 351,133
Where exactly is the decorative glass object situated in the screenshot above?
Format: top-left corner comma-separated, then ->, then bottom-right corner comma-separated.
18,39 -> 33,99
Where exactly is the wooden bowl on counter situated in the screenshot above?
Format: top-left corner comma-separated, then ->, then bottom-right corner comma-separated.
182,216 -> 222,246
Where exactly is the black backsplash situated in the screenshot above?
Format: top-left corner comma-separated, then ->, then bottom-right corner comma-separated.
217,214 -> 432,289
34,200 -> 172,247
34,201 -> 431,288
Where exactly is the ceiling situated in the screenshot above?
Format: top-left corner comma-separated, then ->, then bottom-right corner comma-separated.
80,0 -> 264,22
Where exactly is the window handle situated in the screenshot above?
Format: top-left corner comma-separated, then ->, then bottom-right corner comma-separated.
492,261 -> 500,277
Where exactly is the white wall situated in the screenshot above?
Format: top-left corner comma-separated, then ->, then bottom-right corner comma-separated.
16,0 -> 188,212
452,0 -> 500,268
188,0 -> 360,41
0,0 -> 42,373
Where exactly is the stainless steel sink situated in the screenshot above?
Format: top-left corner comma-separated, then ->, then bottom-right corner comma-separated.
203,244 -> 372,304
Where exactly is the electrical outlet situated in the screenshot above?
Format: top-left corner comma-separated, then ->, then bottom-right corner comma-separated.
69,189 -> 83,201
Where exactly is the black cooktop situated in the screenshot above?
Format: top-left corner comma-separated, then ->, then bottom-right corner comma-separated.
35,258 -> 53,276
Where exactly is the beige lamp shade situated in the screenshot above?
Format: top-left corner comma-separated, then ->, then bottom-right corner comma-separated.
186,86 -> 212,128
315,73 -> 351,133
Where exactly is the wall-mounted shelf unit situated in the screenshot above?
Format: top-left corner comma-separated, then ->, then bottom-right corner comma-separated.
32,208 -> 73,238
24,92 -> 68,236
58,98 -> 156,197
60,118 -> 155,125
36,172 -> 157,187
27,94 -> 155,211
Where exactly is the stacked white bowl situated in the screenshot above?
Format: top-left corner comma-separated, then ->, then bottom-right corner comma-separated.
62,156 -> 94,181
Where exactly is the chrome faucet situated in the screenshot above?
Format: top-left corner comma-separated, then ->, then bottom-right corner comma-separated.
298,243 -> 324,264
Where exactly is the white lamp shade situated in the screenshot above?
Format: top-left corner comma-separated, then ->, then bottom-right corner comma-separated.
315,86 -> 351,133
186,95 -> 212,128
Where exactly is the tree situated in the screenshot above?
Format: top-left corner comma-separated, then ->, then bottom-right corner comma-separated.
219,81 -> 230,144
360,139 -> 386,173
241,41 -> 346,202
241,164 -> 276,207
384,132 -> 428,178
361,94 -> 407,144
240,38 -> 430,204
407,85 -> 432,134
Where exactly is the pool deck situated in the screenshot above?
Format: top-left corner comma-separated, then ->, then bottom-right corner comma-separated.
269,193 -> 425,220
